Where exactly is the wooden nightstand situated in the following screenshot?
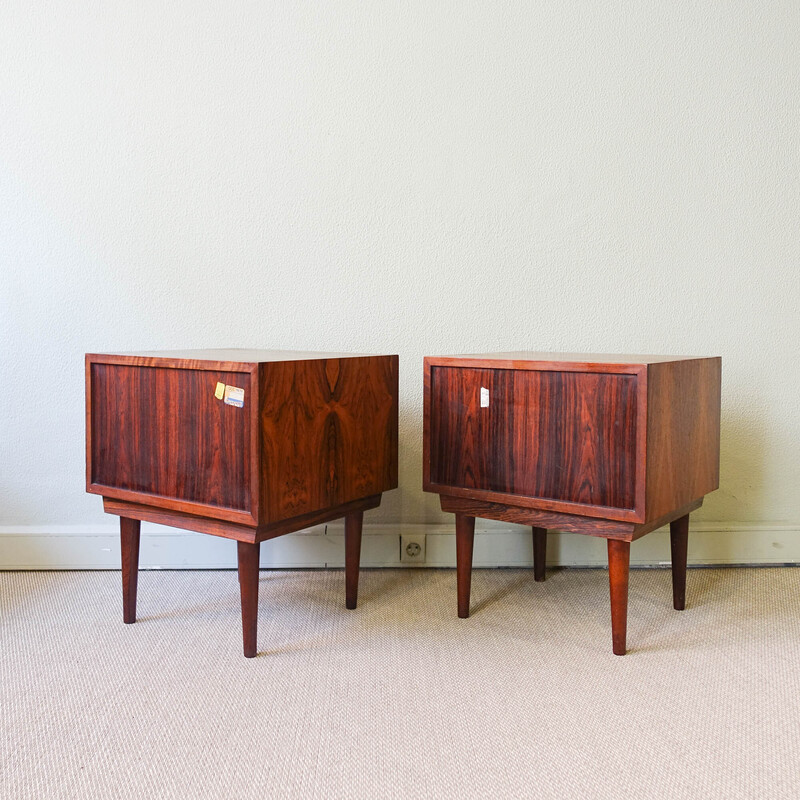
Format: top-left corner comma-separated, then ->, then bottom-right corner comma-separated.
423,353 -> 721,654
86,349 -> 398,657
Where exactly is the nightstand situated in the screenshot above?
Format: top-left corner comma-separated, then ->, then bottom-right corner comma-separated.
86,349 -> 398,657
423,353 -> 721,654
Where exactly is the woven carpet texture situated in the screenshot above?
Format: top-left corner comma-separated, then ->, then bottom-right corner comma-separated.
2,568 -> 799,799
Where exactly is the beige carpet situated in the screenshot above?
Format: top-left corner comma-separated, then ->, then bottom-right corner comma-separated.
2,567 -> 799,799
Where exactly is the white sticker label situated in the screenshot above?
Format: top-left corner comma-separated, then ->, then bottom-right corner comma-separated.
223,385 -> 245,408
480,387 -> 489,408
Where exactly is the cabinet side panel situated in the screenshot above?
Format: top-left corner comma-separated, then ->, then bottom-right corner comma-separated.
90,364 -> 251,511
645,358 -> 721,522
259,356 -> 397,524
429,367 -> 637,510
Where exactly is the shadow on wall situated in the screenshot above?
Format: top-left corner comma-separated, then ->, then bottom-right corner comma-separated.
706,407 -> 767,522
396,395 -> 432,524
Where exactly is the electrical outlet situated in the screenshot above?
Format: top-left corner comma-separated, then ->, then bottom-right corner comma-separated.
400,534 -> 426,564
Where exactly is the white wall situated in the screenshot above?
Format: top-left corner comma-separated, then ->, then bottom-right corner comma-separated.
1,2 -> 798,566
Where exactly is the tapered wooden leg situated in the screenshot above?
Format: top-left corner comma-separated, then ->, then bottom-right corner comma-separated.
532,527 -> 547,582
670,513 -> 689,611
120,517 -> 141,624
237,541 -> 261,658
455,514 -> 476,618
345,510 -> 363,610
607,539 -> 631,656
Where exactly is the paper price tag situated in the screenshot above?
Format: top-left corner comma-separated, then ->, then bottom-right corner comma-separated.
480,387 -> 489,408
214,382 -> 225,400
223,385 -> 245,408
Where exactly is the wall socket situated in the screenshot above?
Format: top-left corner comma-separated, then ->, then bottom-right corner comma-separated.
400,534 -> 426,564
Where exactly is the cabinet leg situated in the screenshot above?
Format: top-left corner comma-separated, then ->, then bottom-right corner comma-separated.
607,539 -> 631,656
455,514 -> 475,618
345,510 -> 363,610
670,513 -> 690,611
237,541 -> 261,658
532,527 -> 547,582
120,517 -> 141,624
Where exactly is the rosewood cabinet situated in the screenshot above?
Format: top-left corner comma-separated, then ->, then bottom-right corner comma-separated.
423,353 -> 721,654
86,349 -> 398,657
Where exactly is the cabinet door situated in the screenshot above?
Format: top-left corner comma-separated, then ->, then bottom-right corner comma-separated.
428,367 -> 638,512
89,363 -> 252,515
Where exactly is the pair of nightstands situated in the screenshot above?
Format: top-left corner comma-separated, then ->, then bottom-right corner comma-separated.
86,350 -> 720,656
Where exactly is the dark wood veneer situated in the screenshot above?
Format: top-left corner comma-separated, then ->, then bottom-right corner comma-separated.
120,517 -> 140,625
645,358 -> 721,522
424,352 -> 721,655
87,350 -> 398,657
430,367 -> 637,511
259,357 -> 397,523
90,363 -> 252,513
237,541 -> 260,659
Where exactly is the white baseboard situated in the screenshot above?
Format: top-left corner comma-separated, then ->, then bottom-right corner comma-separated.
0,522 -> 798,570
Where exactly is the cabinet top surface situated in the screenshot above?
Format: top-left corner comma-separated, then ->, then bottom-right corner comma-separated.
87,349 -> 390,364
426,352 -> 719,366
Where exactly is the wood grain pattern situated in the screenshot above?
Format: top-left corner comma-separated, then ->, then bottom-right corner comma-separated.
88,350 -> 386,369
259,356 -> 397,523
428,366 -> 638,514
120,517 -> 140,624
670,514 -> 689,611
88,353 -> 397,529
438,495 -> 702,542
103,498 -> 259,543
89,362 -> 252,515
103,494 -> 382,545
426,352 -> 720,655
645,358 -> 721,522
455,514 -> 475,618
607,539 -> 631,656
438,495 -> 637,538
237,541 -> 260,658
344,511 -> 363,610
88,350 -> 397,658
427,353 -> 710,366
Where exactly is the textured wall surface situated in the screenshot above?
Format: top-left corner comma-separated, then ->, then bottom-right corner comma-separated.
1,3 -> 798,540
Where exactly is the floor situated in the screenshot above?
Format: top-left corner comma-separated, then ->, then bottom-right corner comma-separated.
2,567 -> 799,799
